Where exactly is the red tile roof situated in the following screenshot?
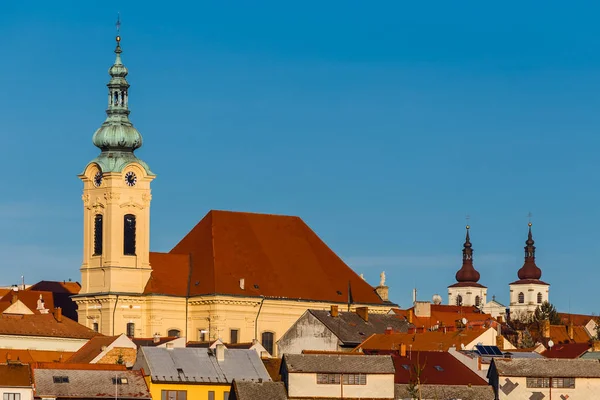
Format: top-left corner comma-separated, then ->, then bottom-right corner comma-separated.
27,281 -> 81,295
0,349 -> 72,363
392,305 -> 494,330
541,343 -> 591,359
0,290 -> 55,314
145,210 -> 386,304
558,313 -> 596,326
392,351 -> 488,386
32,362 -> 127,370
0,313 -> 99,339
0,363 -> 32,387
67,336 -> 120,363
356,329 -> 490,352
549,325 -> 591,344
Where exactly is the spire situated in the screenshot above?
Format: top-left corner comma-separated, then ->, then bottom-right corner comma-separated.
517,222 -> 542,280
87,24 -> 153,175
455,225 -> 481,283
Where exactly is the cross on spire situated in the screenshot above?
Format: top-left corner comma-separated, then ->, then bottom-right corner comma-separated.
116,13 -> 121,36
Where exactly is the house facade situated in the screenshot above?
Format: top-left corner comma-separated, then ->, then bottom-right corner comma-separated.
281,354 -> 395,399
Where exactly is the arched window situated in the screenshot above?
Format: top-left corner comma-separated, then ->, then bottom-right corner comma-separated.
537,292 -> 543,304
93,214 -> 103,255
168,329 -> 181,338
126,323 -> 135,337
456,295 -> 463,306
518,292 -> 525,304
261,332 -> 275,356
123,214 -> 136,255
475,296 -> 481,307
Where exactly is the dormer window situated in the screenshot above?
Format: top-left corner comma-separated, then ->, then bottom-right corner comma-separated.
112,377 -> 128,384
53,376 -> 69,383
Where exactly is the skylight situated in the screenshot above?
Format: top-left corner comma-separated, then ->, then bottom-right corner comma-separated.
434,366 -> 444,372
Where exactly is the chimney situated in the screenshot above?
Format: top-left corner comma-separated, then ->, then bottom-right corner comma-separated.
541,319 -> 550,339
385,326 -> 393,335
153,333 -> 161,344
330,305 -> 339,318
11,286 -> 18,304
375,286 -> 389,302
408,309 -> 414,324
53,307 -> 62,323
592,341 -> 600,352
412,288 -> 417,304
414,301 -> 431,318
400,343 -> 407,357
166,342 -> 174,350
216,344 -> 225,362
496,316 -> 503,324
496,335 -> 505,350
356,307 -> 369,322
568,322 -> 574,341
239,278 -> 245,290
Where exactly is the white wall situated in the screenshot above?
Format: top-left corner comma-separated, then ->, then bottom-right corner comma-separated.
0,387 -> 33,400
277,312 -> 340,355
0,335 -> 88,352
448,286 -> 487,308
496,376 -> 600,399
509,283 -> 549,315
287,373 -> 394,399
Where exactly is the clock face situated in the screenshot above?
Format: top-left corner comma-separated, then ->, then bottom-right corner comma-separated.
125,171 -> 137,187
93,171 -> 103,187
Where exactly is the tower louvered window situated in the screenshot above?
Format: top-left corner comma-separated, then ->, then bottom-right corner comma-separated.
124,214 -> 136,255
518,292 -> 525,304
537,292 -> 543,304
93,214 -> 103,255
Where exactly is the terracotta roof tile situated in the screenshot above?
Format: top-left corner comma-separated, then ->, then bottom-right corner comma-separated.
558,313 -> 596,326
0,313 -> 99,339
27,281 -> 81,295
541,343 -> 591,359
356,329 -> 492,352
0,349 -> 72,363
0,363 -> 31,387
0,290 -> 54,314
67,336 -> 121,364
391,351 -> 488,385
548,325 -> 591,344
146,210 -> 387,304
132,337 -> 178,347
392,305 -> 494,330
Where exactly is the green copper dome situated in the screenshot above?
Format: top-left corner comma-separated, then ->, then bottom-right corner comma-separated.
88,36 -> 153,175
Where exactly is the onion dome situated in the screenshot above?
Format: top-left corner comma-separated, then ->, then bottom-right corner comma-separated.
87,35 -> 152,175
455,225 -> 481,283
517,222 -> 542,280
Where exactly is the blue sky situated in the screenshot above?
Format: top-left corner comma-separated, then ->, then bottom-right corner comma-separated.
1,1 -> 600,314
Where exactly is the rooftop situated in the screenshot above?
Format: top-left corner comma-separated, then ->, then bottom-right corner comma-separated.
283,353 -> 394,374
307,309 -> 410,345
395,384 -> 494,400
32,364 -> 150,399
145,210 -> 389,305
541,342 -> 591,359
491,358 -> 600,378
393,351 -> 487,386
0,312 -> 99,340
392,304 -> 493,330
67,335 -> 123,364
0,363 -> 32,387
136,347 -> 271,384
0,349 -> 73,363
356,328 -> 493,352
232,381 -> 287,400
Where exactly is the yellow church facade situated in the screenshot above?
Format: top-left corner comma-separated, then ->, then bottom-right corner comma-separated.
73,35 -> 394,356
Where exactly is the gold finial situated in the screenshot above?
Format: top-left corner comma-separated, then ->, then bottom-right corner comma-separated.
465,214 -> 470,230
528,222 -> 532,227
466,225 -> 470,230
116,36 -> 121,42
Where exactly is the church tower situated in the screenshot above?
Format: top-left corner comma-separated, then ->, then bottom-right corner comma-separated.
77,34 -> 155,326
448,225 -> 487,307
509,223 -> 549,317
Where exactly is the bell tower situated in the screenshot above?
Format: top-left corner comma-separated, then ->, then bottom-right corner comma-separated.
78,34 -> 155,297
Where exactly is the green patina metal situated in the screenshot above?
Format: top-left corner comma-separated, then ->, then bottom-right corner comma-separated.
87,36 -> 154,175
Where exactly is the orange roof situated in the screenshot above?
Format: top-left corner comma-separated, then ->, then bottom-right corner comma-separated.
558,313 -> 596,326
541,343 -> 591,359
32,362 -> 126,370
0,363 -> 31,387
145,210 -> 387,304
0,313 -> 99,339
393,305 -> 494,330
0,349 -> 72,363
27,281 -> 81,295
67,336 -> 120,363
549,325 -> 590,344
355,329 -> 490,352
0,290 -> 54,314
